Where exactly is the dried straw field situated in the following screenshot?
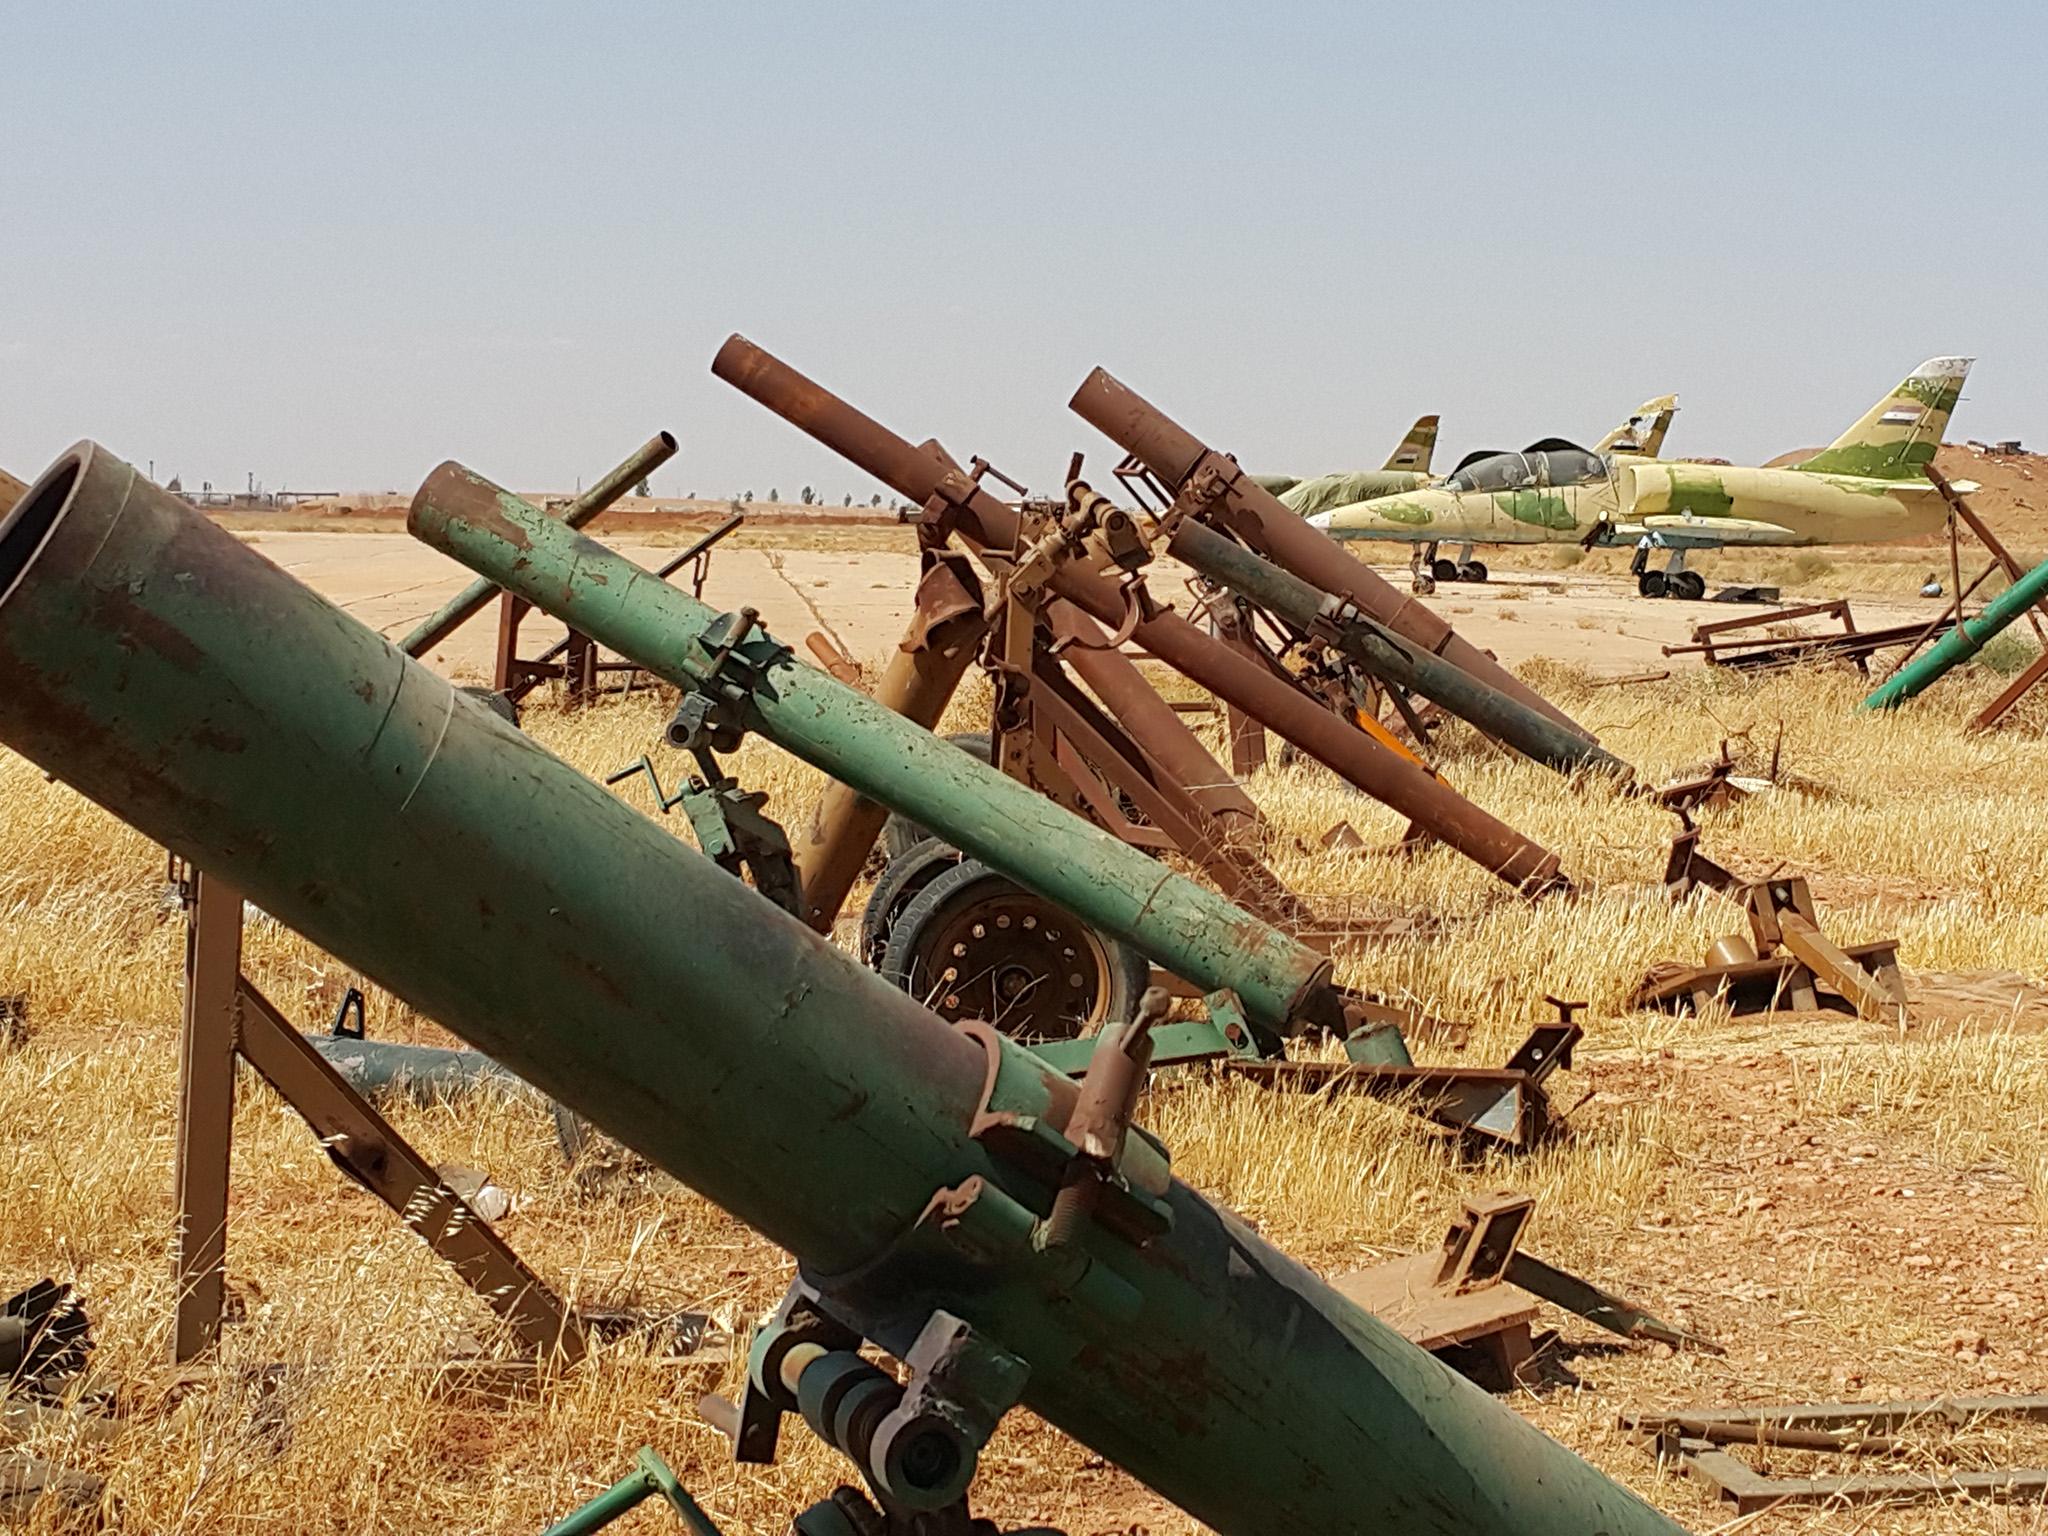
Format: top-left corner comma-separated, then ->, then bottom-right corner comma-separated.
5,647 -> 2048,1534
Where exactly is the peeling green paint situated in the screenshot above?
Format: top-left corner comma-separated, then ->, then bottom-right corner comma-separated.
1499,490 -> 1574,530
1795,438 -> 1938,479
1370,498 -> 1436,526
1665,473 -> 1735,520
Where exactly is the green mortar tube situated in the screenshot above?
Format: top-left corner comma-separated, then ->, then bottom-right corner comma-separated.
0,443 -> 1688,1536
407,461 -> 1337,1039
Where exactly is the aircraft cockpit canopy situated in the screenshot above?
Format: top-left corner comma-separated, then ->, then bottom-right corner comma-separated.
1445,440 -> 1610,493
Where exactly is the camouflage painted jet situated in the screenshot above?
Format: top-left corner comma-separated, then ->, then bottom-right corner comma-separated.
1252,414 -> 1441,505
1307,359 -> 1972,598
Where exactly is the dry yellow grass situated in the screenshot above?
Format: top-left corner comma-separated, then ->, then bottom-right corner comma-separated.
5,646 -> 2048,1533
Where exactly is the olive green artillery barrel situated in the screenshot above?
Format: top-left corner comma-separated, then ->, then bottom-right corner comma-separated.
1169,517 -> 1634,781
1860,553 -> 2048,711
396,431 -> 677,658
710,335 -> 1567,896
0,442 -> 1686,1536
1067,367 -> 1595,740
407,463 -> 1338,1038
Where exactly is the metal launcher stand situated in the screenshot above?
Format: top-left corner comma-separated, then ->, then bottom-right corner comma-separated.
168,862 -> 583,1368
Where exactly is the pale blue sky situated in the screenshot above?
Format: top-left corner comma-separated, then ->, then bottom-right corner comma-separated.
4,2 -> 2040,500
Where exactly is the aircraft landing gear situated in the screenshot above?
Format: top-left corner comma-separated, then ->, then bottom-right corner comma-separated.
1633,543 -> 1705,600
1431,557 -> 1460,583
1459,560 -> 1489,583
1410,543 -> 1437,594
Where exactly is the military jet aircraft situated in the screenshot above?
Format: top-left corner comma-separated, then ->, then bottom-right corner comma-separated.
1252,414 -> 1442,506
1306,358 -> 1972,599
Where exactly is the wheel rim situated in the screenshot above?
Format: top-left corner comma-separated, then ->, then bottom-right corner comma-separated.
902,884 -> 1116,1040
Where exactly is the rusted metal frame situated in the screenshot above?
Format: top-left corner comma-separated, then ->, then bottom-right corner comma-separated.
1971,643 -> 2048,730
1219,1057 -> 1559,1150
1025,652 -> 1315,927
794,551 -> 988,932
171,874 -> 582,1364
1067,368 -> 1594,740
1777,912 -> 1906,1024
172,869 -> 241,1363
1208,598 -> 1269,775
1625,1396 -> 2048,1514
232,982 -> 585,1362
1938,467 -> 2048,646
1048,601 -> 1261,828
711,337 -> 1567,895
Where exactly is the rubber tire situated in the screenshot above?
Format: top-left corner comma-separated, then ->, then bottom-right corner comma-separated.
1430,557 -> 1460,583
859,837 -> 966,968
877,858 -> 1151,1040
1458,560 -> 1489,583
881,731 -> 993,862
1638,570 -> 1669,599
1672,570 -> 1707,602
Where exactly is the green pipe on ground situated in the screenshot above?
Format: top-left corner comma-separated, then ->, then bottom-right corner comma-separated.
1170,519 -> 1635,780
0,443 -> 1688,1535
406,462 -> 1335,1038
1861,556 -> 2048,710
309,1034 -> 524,1104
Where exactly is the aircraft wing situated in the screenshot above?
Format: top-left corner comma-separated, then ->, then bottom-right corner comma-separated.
1615,515 -> 1805,550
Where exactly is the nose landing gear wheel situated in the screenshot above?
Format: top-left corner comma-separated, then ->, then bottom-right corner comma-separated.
1671,570 -> 1707,602
1638,570 -> 1668,599
1431,557 -> 1460,583
1457,560 -> 1488,583
877,858 -> 1151,1042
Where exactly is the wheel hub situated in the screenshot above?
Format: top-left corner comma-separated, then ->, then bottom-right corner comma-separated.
907,889 -> 1113,1040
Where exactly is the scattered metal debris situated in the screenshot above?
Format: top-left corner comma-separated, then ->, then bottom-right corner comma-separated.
1334,1194 -> 1713,1389
1624,1395 -> 2048,1513
1635,876 -> 1906,1024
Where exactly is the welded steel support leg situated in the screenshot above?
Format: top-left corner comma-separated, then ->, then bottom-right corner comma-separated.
492,592 -> 527,694
794,556 -> 988,932
172,871 -> 241,1363
1050,601 -> 1260,827
233,981 -> 586,1361
1208,604 -> 1268,777
565,630 -> 598,709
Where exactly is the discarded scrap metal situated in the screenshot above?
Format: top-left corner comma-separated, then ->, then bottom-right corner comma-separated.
411,459 -> 1570,1147
1624,1395 -> 2048,1513
1664,598 -> 1946,674
1332,1194 -> 1712,1391
1634,876 -> 1906,1025
0,443 -> 1691,1534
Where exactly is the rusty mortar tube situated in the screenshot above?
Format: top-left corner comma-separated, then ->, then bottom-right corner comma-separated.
397,431 -> 677,659
1067,368 -> 1594,741
0,443 -> 1690,1536
792,561 -> 989,932
410,463 -> 1341,1035
1045,599 -> 1261,827
710,336 -> 1566,895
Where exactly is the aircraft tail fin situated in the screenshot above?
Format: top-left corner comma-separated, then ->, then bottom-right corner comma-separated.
1381,415 -> 1438,474
1596,395 -> 1677,457
1797,357 -> 1972,478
